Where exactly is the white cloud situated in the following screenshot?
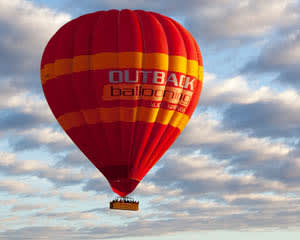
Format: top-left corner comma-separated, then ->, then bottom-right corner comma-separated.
200,72 -> 300,138
135,181 -> 182,197
11,203 -> 49,212
243,27 -> 300,86
178,113 -> 291,159
56,0 -> 299,45
10,127 -> 73,152
59,191 -> 101,201
152,152 -> 288,197
55,149 -> 94,168
186,0 -> 298,41
201,72 -> 300,106
0,0 -> 70,75
223,192 -> 298,204
0,151 -> 86,186
0,179 -> 37,195
34,209 -> 98,221
19,128 -> 71,146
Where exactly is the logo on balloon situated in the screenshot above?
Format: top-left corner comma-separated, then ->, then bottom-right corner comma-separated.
103,69 -> 195,111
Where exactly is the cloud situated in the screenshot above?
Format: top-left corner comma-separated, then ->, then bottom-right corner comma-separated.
34,210 -> 98,221
200,73 -> 262,107
200,72 -> 300,139
0,227 -> 82,240
82,178 -> 112,194
0,199 -> 17,206
0,111 -> 49,132
9,127 -> 73,152
0,179 -> 37,195
0,78 -> 70,153
177,113 -> 290,159
0,82 -> 55,131
184,0 -> 298,44
150,152 -> 287,198
134,181 -> 182,197
223,99 -> 300,138
243,28 -> 300,87
55,149 -> 94,168
0,0 -> 72,155
223,192 -> 300,208
55,0 -> 298,46
0,0 -> 70,90
10,203 -> 49,212
58,191 -> 101,201
0,151 -> 86,186
1,208 -> 300,240
169,112 -> 300,190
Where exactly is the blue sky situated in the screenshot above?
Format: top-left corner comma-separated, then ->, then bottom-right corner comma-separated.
0,0 -> 300,239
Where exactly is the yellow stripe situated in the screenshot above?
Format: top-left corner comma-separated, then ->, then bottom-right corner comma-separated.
91,52 -> 119,69
136,107 -> 160,122
198,66 -> 204,82
156,108 -> 175,125
169,55 -> 186,74
54,59 -> 73,77
40,63 -> 55,84
187,59 -> 198,78
73,55 -> 90,72
143,53 -> 169,70
41,52 -> 202,84
57,111 -> 85,129
57,107 -> 190,132
170,111 -> 190,130
120,52 -> 143,69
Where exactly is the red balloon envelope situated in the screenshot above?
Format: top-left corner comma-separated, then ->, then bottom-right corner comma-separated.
40,9 -> 203,197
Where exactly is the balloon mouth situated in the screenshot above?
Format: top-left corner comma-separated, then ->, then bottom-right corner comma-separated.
109,178 -> 140,197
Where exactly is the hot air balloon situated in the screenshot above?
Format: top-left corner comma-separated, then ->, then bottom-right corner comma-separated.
40,9 -> 203,211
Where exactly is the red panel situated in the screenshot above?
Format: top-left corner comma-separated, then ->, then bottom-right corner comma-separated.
137,125 -> 181,180
119,10 -> 143,52
44,75 -> 79,116
135,10 -> 168,54
91,10 -> 119,54
67,125 -> 106,168
130,123 -> 168,178
117,10 -> 143,182
151,12 -> 186,57
44,16 -> 82,116
168,18 -> 200,62
128,10 -> 169,181
73,12 -> 103,56
53,16 -> 84,59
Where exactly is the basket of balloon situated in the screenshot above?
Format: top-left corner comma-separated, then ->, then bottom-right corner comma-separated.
110,197 -> 139,211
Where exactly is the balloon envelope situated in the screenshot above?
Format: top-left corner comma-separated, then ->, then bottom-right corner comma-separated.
40,9 -> 203,197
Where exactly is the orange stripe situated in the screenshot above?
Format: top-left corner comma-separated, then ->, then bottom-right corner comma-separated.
198,66 -> 204,82
41,52 -> 203,84
57,107 -> 190,132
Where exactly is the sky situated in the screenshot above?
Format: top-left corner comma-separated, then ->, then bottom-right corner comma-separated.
0,0 -> 300,239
